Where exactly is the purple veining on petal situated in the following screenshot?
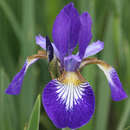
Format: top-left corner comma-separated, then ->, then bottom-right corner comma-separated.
52,3 -> 81,57
5,62 -> 27,95
64,55 -> 81,72
78,12 -> 92,59
83,40 -> 104,58
42,80 -> 95,129
109,68 -> 128,101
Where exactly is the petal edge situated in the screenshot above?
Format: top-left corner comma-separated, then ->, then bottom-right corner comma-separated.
42,79 -> 95,129
98,65 -> 128,101
52,3 -> 81,57
83,40 -> 104,58
78,12 -> 92,59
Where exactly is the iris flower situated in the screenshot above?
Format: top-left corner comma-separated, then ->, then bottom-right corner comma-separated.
5,2 -> 127,129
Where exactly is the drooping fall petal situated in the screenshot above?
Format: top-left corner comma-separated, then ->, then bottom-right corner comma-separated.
79,58 -> 128,101
5,51 -> 46,95
98,65 -> 128,101
42,79 -> 95,129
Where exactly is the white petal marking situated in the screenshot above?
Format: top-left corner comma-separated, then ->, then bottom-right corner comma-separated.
55,81 -> 89,110
97,64 -> 114,86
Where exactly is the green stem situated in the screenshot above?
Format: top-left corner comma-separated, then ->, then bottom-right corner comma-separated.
95,14 -> 114,130
0,0 -> 23,42
117,98 -> 130,130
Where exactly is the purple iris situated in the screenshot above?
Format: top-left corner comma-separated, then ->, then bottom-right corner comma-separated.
5,2 -> 127,129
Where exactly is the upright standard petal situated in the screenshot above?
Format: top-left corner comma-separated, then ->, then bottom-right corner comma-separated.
43,72 -> 95,129
78,12 -> 92,59
52,3 -> 81,57
98,65 -> 128,101
83,40 -> 104,58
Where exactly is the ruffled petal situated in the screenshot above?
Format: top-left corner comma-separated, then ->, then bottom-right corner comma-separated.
78,12 -> 92,59
83,40 -> 104,58
98,65 -> 128,101
52,3 -> 81,57
5,55 -> 41,95
36,35 -> 60,59
42,79 -> 95,129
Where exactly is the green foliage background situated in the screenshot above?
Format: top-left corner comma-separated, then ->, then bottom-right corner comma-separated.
0,0 -> 130,130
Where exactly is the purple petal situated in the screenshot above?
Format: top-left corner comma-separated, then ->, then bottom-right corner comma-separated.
83,40 -> 104,58
64,55 -> 81,72
36,35 -> 46,49
36,35 -> 60,59
52,3 -> 81,57
98,65 -> 128,101
42,80 -> 95,129
5,62 -> 27,95
109,68 -> 128,101
78,12 -> 92,59
5,58 -> 38,95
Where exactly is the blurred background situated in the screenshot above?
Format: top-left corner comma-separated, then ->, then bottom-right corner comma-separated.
0,0 -> 130,130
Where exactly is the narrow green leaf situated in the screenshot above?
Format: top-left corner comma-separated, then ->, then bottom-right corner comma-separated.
0,0 -> 22,42
121,0 -> 130,43
43,0 -> 61,38
117,98 -> 130,130
22,0 -> 35,57
62,128 -> 70,130
19,0 -> 37,129
117,40 -> 130,130
95,14 -> 115,130
0,9 -> 17,77
27,95 -> 41,130
0,67 -> 18,130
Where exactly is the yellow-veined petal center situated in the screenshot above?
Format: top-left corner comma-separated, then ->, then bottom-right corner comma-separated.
58,71 -> 86,86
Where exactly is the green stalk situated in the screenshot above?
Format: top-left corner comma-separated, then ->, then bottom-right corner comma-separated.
117,98 -> 130,130
0,0 -> 22,42
117,39 -> 130,130
95,14 -> 114,130
22,0 -> 35,57
19,0 -> 37,129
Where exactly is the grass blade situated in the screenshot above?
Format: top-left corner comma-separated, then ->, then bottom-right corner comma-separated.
95,14 -> 115,130
117,98 -> 130,130
0,67 -> 18,130
19,0 -> 37,129
26,95 -> 41,130
0,0 -> 22,41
